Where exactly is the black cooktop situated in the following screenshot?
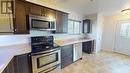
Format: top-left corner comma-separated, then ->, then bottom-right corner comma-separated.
31,36 -> 60,53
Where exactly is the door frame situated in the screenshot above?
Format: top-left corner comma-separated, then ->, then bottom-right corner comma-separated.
114,19 -> 130,54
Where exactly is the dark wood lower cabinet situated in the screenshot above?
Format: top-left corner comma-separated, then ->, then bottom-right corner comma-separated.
2,58 -> 15,73
82,41 -> 94,54
61,45 -> 73,68
14,53 -> 32,73
2,53 -> 31,73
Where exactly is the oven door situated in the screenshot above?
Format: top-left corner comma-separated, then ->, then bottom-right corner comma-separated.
31,48 -> 61,73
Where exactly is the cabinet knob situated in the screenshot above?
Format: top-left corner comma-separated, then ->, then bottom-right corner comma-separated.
45,14 -> 47,17
14,29 -> 17,32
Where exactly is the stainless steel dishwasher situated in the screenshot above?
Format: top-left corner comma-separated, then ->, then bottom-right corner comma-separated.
73,43 -> 82,62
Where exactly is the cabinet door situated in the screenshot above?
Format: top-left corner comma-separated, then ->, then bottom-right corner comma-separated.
2,57 -> 15,73
14,53 -> 31,73
2,53 -> 31,73
82,41 -> 94,54
61,45 -> 73,57
83,19 -> 91,33
55,11 -> 68,33
44,8 -> 56,19
61,45 -> 73,68
29,4 -> 43,16
14,0 -> 29,34
62,13 -> 68,33
56,11 -> 63,33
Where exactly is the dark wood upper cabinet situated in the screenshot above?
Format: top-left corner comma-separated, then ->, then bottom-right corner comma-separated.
44,8 -> 56,18
55,11 -> 68,33
83,19 -> 91,33
14,0 -> 29,34
29,4 -> 43,16
29,4 -> 56,18
56,11 -> 63,33
0,0 -> 68,34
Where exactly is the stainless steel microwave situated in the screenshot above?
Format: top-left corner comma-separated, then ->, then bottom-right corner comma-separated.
29,15 -> 56,31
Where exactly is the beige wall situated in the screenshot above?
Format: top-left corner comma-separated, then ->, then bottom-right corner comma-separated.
102,13 -> 130,51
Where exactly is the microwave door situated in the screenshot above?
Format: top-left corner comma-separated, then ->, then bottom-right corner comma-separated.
31,19 -> 50,30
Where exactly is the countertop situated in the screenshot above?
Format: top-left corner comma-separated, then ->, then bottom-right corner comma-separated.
0,38 -> 94,73
55,38 -> 94,46
0,43 -> 31,73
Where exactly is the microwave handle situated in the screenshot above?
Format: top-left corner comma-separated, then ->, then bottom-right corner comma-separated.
44,64 -> 60,73
50,21 -> 52,29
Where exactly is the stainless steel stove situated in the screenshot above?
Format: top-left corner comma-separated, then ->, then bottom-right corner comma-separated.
31,36 -> 61,73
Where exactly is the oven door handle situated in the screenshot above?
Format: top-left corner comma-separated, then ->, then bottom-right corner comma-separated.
44,64 -> 60,73
31,49 -> 60,56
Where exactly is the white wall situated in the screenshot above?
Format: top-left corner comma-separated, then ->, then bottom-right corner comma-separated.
102,13 -> 130,51
96,14 -> 104,52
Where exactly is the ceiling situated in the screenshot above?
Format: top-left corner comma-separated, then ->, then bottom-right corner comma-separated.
27,0 -> 130,15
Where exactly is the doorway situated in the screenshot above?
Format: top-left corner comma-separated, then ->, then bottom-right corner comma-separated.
114,20 -> 130,55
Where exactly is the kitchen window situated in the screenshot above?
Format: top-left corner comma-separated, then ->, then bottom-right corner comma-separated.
68,19 -> 81,34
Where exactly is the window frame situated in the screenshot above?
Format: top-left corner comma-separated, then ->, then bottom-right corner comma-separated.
68,19 -> 81,35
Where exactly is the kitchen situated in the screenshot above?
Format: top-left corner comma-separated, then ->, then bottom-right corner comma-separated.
1,0 -> 130,73
0,0 -> 94,73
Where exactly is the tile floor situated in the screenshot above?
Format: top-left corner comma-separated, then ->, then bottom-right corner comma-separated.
61,51 -> 130,73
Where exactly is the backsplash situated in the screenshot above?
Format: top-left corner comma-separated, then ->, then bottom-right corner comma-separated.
0,32 -> 85,47
0,35 -> 29,46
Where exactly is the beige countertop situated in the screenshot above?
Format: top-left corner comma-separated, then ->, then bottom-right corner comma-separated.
55,38 -> 94,46
0,37 -> 94,73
